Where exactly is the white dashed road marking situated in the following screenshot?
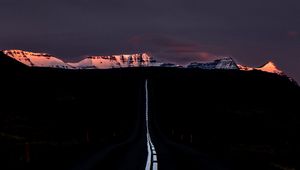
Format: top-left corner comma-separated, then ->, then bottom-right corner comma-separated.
145,80 -> 158,170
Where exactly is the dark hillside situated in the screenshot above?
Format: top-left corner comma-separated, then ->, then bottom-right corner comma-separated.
0,55 -> 299,169
148,68 -> 300,170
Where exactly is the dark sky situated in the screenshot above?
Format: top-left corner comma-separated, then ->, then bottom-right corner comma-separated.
0,0 -> 299,81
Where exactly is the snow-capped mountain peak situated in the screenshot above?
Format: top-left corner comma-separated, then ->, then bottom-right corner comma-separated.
215,57 -> 239,69
67,53 -> 161,69
187,57 -> 239,70
257,61 -> 283,75
3,49 -> 72,69
238,61 -> 283,75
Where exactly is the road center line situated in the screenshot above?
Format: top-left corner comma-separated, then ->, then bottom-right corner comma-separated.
145,80 -> 158,170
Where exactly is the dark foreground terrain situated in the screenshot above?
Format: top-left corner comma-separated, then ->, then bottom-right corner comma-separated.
0,54 -> 299,170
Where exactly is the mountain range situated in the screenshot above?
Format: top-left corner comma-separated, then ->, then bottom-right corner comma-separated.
1,49 -> 286,76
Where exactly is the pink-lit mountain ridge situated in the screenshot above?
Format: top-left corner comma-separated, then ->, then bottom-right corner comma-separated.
1,49 -> 287,76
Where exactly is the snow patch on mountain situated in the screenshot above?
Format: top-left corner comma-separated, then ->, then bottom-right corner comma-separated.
237,64 -> 254,71
3,50 -> 72,69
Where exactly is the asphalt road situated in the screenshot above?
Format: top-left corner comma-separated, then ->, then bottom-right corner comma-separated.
70,79 -> 228,170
